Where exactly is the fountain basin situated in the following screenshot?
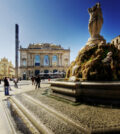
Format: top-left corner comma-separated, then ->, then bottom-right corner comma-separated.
50,81 -> 120,103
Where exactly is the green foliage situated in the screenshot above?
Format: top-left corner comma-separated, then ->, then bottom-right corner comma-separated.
102,48 -> 109,59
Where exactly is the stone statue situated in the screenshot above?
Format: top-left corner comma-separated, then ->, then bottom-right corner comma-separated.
88,2 -> 103,38
87,3 -> 105,45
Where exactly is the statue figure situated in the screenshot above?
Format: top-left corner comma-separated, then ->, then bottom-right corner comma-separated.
88,3 -> 103,38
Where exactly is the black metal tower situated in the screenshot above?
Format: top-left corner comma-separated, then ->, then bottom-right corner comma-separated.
15,24 -> 19,79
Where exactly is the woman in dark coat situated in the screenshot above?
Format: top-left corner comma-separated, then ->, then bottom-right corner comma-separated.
4,77 -> 9,95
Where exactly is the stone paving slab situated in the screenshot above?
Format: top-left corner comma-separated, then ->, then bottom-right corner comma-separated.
24,87 -> 120,133
14,95 -> 83,134
0,100 -> 13,134
2,81 -> 120,133
0,80 -> 34,134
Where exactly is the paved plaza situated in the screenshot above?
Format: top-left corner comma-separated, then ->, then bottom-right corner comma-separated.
0,80 -> 120,134
0,80 -> 36,134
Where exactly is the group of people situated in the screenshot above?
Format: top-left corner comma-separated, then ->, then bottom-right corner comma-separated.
1,75 -> 41,96
31,75 -> 41,89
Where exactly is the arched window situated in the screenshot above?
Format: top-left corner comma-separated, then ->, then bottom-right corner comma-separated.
52,55 -> 58,66
34,55 -> 40,66
22,59 -> 26,66
44,55 -> 49,66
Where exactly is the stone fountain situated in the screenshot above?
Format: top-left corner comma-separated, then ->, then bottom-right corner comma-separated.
50,3 -> 120,104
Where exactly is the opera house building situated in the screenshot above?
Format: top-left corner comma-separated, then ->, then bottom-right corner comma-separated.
20,43 -> 70,79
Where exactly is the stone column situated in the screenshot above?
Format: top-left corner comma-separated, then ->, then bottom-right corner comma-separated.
27,53 -> 28,67
32,54 -> 33,66
27,53 -> 31,66
30,54 -> 32,66
31,54 -> 34,76
50,54 -> 52,66
60,54 -> 62,66
40,54 -> 44,66
32,54 -> 34,66
58,54 -> 60,66
57,54 -> 59,66
26,69 -> 28,79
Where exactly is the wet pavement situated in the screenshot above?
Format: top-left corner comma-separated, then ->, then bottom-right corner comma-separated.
0,80 -> 34,134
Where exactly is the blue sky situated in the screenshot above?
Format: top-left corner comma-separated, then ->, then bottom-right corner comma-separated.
0,0 -> 120,66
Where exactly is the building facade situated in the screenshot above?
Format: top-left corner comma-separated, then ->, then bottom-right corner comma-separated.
20,43 -> 70,79
111,35 -> 120,49
0,57 -> 15,79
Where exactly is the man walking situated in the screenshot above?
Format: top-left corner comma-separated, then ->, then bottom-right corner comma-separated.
14,78 -> 18,88
4,77 -> 9,95
35,75 -> 41,89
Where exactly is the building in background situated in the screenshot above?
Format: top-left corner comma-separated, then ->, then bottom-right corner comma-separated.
20,43 -> 70,79
0,57 -> 15,79
111,35 -> 120,49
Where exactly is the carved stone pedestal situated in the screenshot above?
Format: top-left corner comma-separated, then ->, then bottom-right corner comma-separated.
86,35 -> 106,46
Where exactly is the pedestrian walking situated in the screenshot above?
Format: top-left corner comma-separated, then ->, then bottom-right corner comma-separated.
31,76 -> 35,85
14,78 -> 18,88
4,77 -> 9,95
35,75 -> 41,89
